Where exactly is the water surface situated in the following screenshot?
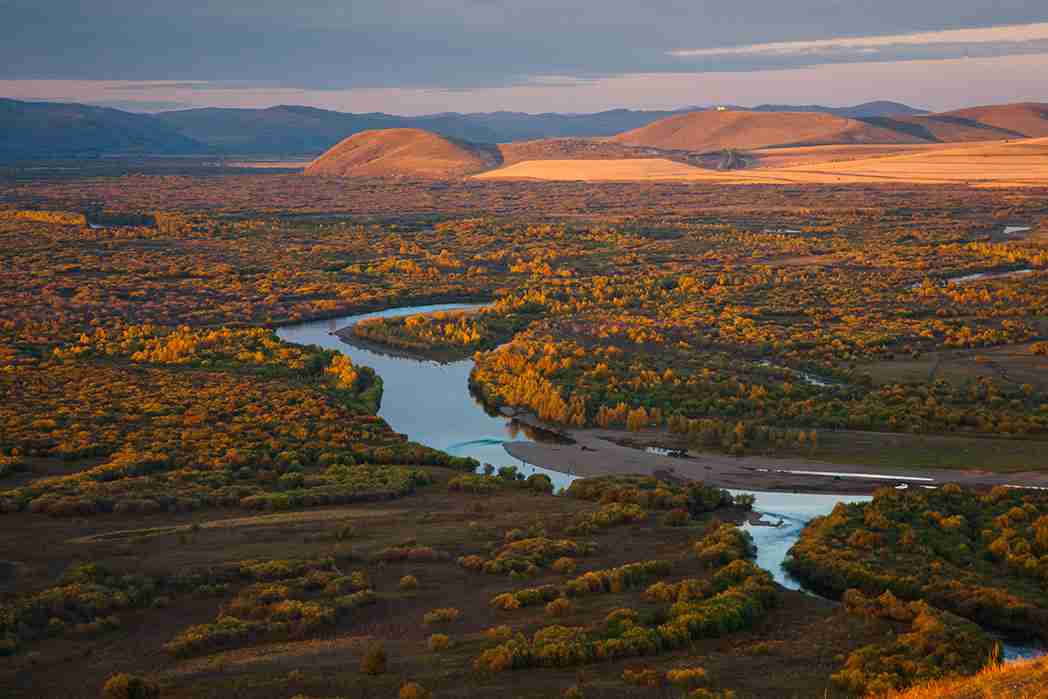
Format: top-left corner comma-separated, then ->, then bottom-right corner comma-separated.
276,305 -> 574,489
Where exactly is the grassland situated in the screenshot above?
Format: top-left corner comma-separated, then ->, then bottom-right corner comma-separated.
476,137 -> 1048,187
1,170 -> 1047,697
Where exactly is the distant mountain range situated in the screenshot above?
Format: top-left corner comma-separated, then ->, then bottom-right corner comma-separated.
0,98 -> 203,157
0,98 -> 932,158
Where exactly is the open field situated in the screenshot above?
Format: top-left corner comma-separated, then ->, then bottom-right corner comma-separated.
476,137 -> 1048,187
473,157 -> 752,182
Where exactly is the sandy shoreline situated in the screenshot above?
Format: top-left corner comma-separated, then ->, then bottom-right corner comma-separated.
503,413 -> 1048,495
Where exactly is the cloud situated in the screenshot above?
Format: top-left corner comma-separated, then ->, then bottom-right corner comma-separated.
670,22 -> 1048,66
4,53 -> 1048,115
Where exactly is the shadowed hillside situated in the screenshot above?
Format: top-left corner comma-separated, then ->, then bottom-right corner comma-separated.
303,128 -> 502,178
0,98 -> 204,157
155,105 -> 501,154
860,115 -> 1024,143
943,102 -> 1048,138
610,110 -> 922,152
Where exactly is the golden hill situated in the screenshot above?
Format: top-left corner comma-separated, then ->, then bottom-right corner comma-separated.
872,656 -> 1048,699
303,128 -> 501,178
943,102 -> 1048,138
610,110 -> 921,152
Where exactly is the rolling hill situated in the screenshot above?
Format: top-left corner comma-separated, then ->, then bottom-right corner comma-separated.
940,102 -> 1048,138
610,110 -> 923,152
154,105 -> 501,154
303,128 -> 502,178
750,100 -> 929,118
0,98 -> 204,157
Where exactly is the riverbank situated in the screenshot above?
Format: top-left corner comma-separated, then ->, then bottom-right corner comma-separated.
503,412 -> 1048,495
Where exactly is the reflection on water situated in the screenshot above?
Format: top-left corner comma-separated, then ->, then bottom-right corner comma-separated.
275,304 -> 576,491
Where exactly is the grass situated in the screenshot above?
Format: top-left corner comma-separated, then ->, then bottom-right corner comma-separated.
798,429 -> 1048,473
474,137 -> 1048,187
873,655 -> 1048,699
0,466 -> 880,699
861,336 -> 1048,394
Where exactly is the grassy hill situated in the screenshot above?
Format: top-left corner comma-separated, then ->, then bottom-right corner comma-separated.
610,110 -> 922,152
303,128 -> 502,178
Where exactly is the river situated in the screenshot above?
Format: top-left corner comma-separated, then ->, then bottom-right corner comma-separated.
275,304 -> 572,488
277,305 -> 1043,660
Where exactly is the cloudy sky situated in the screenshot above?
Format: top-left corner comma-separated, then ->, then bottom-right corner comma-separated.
2,1 -> 1048,113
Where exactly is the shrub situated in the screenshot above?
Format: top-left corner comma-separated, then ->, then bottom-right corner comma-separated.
622,666 -> 662,687
360,643 -> 387,675
398,575 -> 419,591
563,560 -> 671,597
666,666 -> 709,687
485,625 -> 512,642
663,508 -> 690,527
473,558 -> 776,673
423,607 -> 460,625
428,633 -> 451,651
376,546 -> 440,562
399,682 -> 430,699
694,523 -> 755,567
100,673 -> 159,699
490,593 -> 522,611
551,557 -> 577,574
448,474 -> 498,493
545,597 -> 574,617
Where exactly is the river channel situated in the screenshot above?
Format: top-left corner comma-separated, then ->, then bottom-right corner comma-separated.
277,305 -> 1043,660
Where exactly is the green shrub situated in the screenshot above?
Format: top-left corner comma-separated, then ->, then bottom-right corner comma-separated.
100,673 -> 159,699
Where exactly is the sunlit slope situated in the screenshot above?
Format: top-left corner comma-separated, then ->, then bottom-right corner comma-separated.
610,110 -> 921,151
476,138 -> 1048,186
304,128 -> 501,178
771,136 -> 1048,185
474,158 -> 762,182
944,102 -> 1048,138
873,656 -> 1048,699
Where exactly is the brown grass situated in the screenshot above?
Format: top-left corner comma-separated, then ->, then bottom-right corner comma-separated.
871,656 -> 1048,699
303,128 -> 500,178
943,103 -> 1048,139
610,110 -> 921,152
474,158 -> 736,182
475,137 -> 1048,187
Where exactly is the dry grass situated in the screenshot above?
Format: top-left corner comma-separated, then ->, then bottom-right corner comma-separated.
304,128 -> 500,178
748,142 -> 997,169
610,110 -> 919,151
475,138 -> 1048,187
473,158 -> 738,182
872,656 -> 1048,699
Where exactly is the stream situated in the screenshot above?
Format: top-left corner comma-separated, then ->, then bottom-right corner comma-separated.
277,305 -> 1043,661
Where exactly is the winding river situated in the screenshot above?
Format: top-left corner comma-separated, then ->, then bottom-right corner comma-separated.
276,305 -> 572,487
277,305 -> 1043,660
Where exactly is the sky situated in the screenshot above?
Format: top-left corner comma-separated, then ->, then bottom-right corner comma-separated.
2,1 -> 1048,114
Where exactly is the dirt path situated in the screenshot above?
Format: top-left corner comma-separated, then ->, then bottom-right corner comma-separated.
504,414 -> 1048,494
